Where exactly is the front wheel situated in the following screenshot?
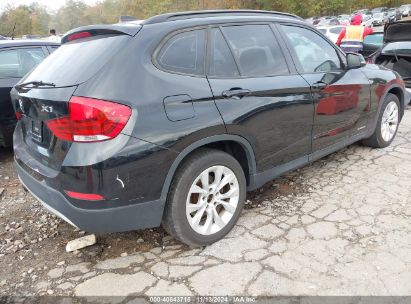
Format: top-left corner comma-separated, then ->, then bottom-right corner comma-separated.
363,93 -> 400,148
162,149 -> 246,247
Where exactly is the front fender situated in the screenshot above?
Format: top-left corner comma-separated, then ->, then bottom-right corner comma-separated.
366,81 -> 405,138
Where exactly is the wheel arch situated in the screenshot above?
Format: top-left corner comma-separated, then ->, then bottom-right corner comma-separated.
160,135 -> 257,201
367,83 -> 405,137
387,86 -> 405,117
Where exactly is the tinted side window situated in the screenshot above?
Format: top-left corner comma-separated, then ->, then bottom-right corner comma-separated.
280,25 -> 342,73
0,47 -> 45,78
158,29 -> 206,76
221,25 -> 289,77
208,28 -> 240,78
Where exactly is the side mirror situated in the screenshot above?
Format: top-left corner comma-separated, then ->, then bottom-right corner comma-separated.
346,53 -> 366,69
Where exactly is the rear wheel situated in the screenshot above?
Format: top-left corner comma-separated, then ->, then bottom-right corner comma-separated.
363,93 -> 400,148
162,149 -> 246,247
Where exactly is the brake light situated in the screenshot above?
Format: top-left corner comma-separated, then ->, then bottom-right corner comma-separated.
67,31 -> 92,41
65,190 -> 104,201
46,96 -> 131,142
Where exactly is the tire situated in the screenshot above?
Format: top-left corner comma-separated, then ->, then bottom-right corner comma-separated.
363,93 -> 400,148
162,148 -> 246,247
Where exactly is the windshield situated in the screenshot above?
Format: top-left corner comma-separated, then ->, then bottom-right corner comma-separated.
382,42 -> 411,56
373,13 -> 384,18
24,34 -> 131,87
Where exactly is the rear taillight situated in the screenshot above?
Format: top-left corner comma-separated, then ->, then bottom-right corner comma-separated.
46,96 -> 131,143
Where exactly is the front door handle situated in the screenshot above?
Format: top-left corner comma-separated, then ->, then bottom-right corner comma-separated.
222,88 -> 251,99
312,81 -> 328,90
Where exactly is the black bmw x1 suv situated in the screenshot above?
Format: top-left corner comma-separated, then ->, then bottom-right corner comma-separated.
12,10 -> 406,246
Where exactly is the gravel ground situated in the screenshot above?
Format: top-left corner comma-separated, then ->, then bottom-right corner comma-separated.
1,105 -> 410,299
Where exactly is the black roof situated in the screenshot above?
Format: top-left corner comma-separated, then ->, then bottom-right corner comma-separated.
143,10 -> 301,25
0,39 -> 60,49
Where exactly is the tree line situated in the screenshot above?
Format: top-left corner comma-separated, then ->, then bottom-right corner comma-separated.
0,0 -> 409,37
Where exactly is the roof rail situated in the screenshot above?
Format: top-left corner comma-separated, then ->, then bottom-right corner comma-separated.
143,10 -> 302,25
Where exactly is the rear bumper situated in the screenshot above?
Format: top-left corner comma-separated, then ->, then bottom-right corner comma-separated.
16,160 -> 165,233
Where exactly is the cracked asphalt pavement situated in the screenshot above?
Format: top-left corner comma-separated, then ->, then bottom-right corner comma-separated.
1,106 -> 411,298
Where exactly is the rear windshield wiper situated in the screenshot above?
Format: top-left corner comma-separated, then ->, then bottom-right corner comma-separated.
15,80 -> 56,92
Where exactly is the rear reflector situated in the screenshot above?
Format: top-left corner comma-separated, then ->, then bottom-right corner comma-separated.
67,31 -> 92,41
46,96 -> 131,143
65,190 -> 104,201
15,111 -> 23,120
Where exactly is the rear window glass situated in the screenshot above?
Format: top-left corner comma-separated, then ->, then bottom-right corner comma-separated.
157,29 -> 206,76
24,35 -> 130,87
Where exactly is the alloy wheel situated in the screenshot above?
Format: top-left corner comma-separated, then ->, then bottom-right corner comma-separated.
186,165 -> 240,235
381,100 -> 399,142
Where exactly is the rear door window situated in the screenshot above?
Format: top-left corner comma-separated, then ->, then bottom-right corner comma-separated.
0,47 -> 45,78
157,29 -> 206,76
220,24 -> 289,77
208,28 -> 240,78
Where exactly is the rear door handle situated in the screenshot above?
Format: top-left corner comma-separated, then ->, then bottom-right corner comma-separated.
312,81 -> 328,90
222,89 -> 251,99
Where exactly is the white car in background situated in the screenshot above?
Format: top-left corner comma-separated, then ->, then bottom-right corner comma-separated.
399,4 -> 411,17
317,25 -> 345,44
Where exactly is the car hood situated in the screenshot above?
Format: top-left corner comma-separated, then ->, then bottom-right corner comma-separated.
385,21 -> 411,43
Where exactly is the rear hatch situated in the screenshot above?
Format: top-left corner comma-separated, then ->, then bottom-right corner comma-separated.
375,21 -> 411,89
12,25 -> 141,174
384,21 -> 411,43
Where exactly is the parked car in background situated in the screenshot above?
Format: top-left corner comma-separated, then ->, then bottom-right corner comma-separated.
372,12 -> 387,26
362,15 -> 374,27
370,21 -> 411,104
317,16 -> 340,26
386,8 -> 401,24
399,4 -> 411,17
317,25 -> 345,43
354,9 -> 371,15
372,7 -> 388,14
11,10 -> 406,246
21,35 -> 41,40
0,40 -> 59,147
338,14 -> 351,25
361,31 -> 384,58
305,16 -> 320,25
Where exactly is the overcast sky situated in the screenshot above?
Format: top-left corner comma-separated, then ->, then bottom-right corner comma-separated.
0,0 -> 100,12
